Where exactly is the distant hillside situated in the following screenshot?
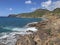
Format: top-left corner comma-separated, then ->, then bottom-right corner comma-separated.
8,8 -> 60,18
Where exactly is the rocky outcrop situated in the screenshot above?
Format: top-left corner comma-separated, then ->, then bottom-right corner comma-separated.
15,15 -> 60,45
0,43 -> 5,45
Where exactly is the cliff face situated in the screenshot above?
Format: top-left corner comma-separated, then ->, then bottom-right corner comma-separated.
15,15 -> 60,45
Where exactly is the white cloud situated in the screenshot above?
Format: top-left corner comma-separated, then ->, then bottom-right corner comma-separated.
25,0 -> 32,4
53,1 -> 60,9
41,0 -> 60,11
8,8 -> 13,11
41,0 -> 52,7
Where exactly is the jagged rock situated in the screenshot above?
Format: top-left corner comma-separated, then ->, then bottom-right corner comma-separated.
0,43 -> 5,45
15,35 -> 35,45
26,30 -> 34,33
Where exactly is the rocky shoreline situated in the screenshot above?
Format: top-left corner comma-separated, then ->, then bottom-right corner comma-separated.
15,15 -> 60,45
0,14 -> 60,45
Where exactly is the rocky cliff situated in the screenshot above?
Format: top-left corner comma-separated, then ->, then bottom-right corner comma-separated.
15,15 -> 60,45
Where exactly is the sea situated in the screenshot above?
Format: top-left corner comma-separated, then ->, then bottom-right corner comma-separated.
0,17 -> 42,45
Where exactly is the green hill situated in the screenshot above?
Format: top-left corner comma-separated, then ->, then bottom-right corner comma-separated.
8,8 -> 60,18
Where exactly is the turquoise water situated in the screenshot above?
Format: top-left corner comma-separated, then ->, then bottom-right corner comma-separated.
0,17 -> 42,33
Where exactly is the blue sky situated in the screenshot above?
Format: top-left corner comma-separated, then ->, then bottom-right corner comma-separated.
0,0 -> 60,16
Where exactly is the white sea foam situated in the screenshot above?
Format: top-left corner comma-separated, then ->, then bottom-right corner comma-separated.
2,26 -> 37,32
0,31 -> 33,45
26,27 -> 37,31
0,35 -> 8,39
0,32 -> 17,45
0,26 -> 38,45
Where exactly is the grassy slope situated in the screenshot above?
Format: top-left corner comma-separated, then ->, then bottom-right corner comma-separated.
8,8 -> 60,18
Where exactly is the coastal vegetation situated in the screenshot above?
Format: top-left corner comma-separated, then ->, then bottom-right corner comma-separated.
8,8 -> 60,18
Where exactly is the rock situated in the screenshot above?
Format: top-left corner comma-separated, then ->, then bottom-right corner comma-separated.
26,30 -> 34,33
15,35 -> 35,45
0,43 -> 5,45
16,15 -> 60,45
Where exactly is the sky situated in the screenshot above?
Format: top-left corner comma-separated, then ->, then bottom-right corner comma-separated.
0,0 -> 60,16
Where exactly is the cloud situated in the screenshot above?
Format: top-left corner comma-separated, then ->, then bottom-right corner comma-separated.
53,1 -> 60,9
25,0 -> 36,4
41,0 -> 60,11
25,0 -> 32,4
8,8 -> 13,11
41,0 -> 51,7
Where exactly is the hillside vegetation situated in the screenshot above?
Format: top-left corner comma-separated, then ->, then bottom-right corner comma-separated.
8,8 -> 60,18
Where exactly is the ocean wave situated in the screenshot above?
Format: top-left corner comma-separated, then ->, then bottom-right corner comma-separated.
0,22 -> 38,45
0,26 -> 38,45
2,26 -> 37,32
0,32 -> 17,45
0,24 -> 38,39
0,31 -> 33,45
